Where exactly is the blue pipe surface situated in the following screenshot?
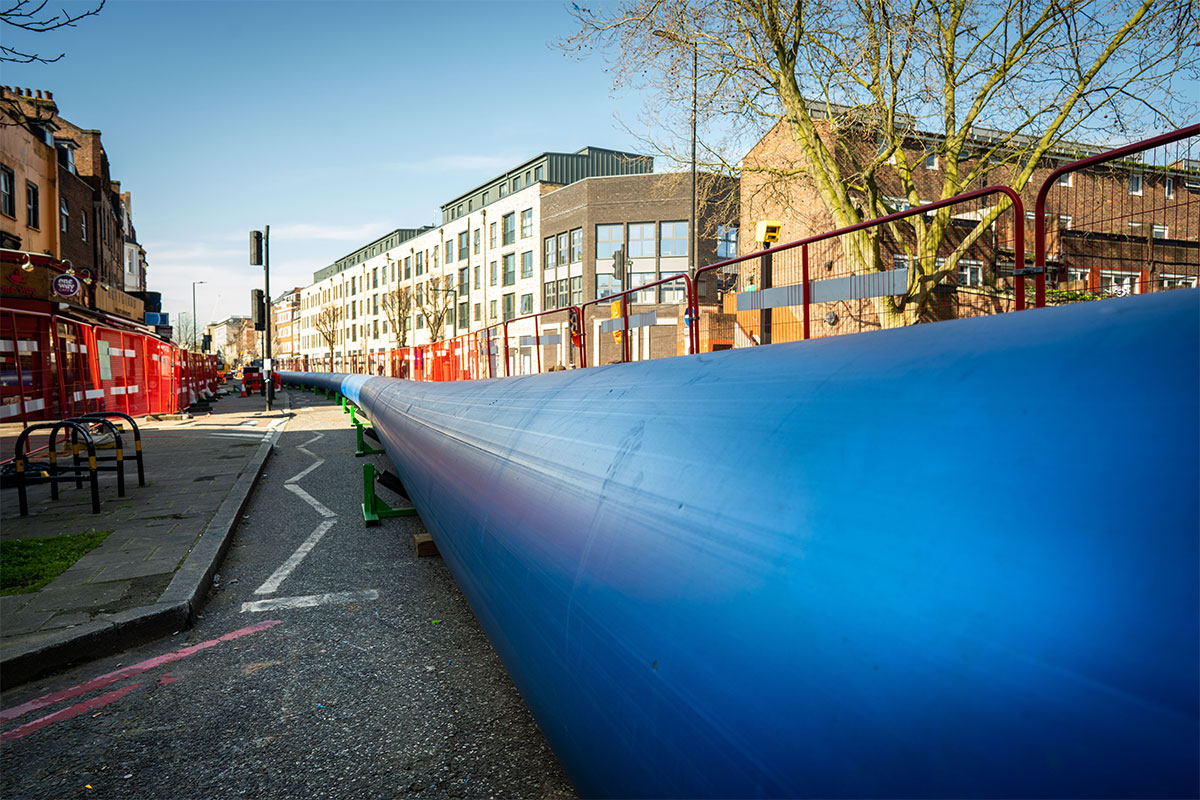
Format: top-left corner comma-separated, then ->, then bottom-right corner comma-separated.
283,289 -> 1199,798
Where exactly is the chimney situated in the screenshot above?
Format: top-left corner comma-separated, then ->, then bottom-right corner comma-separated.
24,88 -> 31,97
46,91 -> 53,100
35,90 -> 42,99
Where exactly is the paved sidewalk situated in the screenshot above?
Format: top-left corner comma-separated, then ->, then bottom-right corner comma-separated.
0,389 -> 291,688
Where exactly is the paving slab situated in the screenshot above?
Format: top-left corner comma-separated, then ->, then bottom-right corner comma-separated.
0,388 -> 292,688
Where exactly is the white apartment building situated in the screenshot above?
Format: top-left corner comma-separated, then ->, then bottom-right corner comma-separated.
298,147 -> 654,374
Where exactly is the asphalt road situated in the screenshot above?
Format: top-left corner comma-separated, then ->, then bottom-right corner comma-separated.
1,388 -> 576,800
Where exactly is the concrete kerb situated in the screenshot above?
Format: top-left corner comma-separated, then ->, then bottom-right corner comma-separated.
159,429 -> 278,622
0,393 -> 291,690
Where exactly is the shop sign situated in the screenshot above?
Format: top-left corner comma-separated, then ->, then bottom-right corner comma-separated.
52,273 -> 82,298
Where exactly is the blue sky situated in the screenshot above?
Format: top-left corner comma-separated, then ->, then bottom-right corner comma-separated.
6,0 -> 652,328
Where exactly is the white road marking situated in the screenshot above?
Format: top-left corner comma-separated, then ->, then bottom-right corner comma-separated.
241,590 -> 378,613
254,519 -> 336,595
207,432 -> 269,440
286,459 -> 324,484
299,432 -> 324,448
285,483 -> 336,518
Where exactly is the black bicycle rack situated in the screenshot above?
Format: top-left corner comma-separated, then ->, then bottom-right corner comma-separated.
64,417 -> 126,498
78,411 -> 146,487
12,420 -> 102,516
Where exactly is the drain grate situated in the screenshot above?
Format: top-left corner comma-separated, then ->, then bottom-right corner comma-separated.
194,475 -> 217,482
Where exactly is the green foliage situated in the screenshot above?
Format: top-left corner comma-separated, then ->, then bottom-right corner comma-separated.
1046,288 -> 1105,303
0,529 -> 112,596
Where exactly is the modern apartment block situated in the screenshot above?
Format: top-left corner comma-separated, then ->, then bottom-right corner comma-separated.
292,147 -> 741,374
297,147 -> 728,371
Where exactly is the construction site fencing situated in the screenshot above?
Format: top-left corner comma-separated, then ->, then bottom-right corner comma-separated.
1033,124 -> 1199,305
579,273 -> 695,366
694,186 -> 1025,351
1,307 -> 217,427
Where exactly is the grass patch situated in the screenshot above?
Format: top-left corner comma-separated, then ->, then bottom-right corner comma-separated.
0,529 -> 113,596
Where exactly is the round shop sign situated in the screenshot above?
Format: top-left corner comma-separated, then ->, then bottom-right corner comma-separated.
52,273 -> 82,298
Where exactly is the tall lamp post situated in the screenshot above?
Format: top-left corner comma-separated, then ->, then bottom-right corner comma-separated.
653,26 -> 698,351
250,226 -> 273,411
652,25 -> 700,284
192,280 -> 207,352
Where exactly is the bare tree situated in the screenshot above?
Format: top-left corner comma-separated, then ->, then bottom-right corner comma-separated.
420,276 -> 456,342
564,0 -> 1199,324
2,0 -> 105,64
381,285 -> 413,348
313,305 -> 342,371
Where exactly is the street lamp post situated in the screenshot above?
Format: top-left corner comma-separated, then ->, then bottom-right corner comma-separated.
192,280 -> 207,352
653,26 -> 698,354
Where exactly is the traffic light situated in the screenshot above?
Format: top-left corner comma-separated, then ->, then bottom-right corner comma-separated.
250,231 -> 264,266
251,289 -> 265,330
612,247 -> 627,285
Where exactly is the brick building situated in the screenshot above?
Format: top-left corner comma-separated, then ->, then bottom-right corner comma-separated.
735,117 -> 1197,340
1,86 -> 146,301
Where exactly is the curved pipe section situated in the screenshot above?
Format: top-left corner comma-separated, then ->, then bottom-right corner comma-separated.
283,289 -> 1199,799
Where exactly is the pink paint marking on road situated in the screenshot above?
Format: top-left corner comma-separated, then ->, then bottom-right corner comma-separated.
1,683 -> 144,743
0,620 -> 282,724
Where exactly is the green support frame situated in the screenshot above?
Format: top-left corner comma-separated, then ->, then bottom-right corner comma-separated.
354,418 -> 384,457
362,462 -> 417,526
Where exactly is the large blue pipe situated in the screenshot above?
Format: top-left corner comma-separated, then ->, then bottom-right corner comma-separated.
283,290 -> 1198,798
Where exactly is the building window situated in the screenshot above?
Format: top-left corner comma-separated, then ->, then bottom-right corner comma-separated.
25,181 -> 39,229
1055,171 -> 1073,187
1162,274 -> 1196,288
570,228 -> 582,263
512,177 -> 521,192
1165,176 -> 1175,199
520,293 -> 533,315
1129,172 -> 1143,196
490,260 -> 498,286
544,236 -> 557,269
373,320 -> 379,339
458,231 -> 469,259
660,221 -> 688,256
499,183 -> 508,198
416,252 -> 424,276
1099,270 -> 1139,296
957,259 -> 984,287
459,267 -> 469,296
716,225 -> 738,259
502,213 -> 516,246
458,301 -> 468,325
489,299 -> 498,320
445,239 -> 454,263
60,197 -> 68,232
596,274 -> 619,299
924,153 -> 938,170
1059,215 -> 1072,229
0,165 -> 14,217
490,222 -> 497,248
521,208 -> 533,239
483,191 -> 490,205
521,250 -> 533,279
628,223 -> 655,258
1152,224 -> 1168,240
544,281 -> 557,310
571,276 -> 582,305
474,303 -> 481,321
502,253 -> 516,286
534,166 -> 543,182
416,284 -> 424,305
1066,266 -> 1090,284
416,314 -> 425,329
404,256 -> 412,279
596,224 -> 624,259
473,229 -> 481,254
473,265 -> 481,289
557,232 -> 569,267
